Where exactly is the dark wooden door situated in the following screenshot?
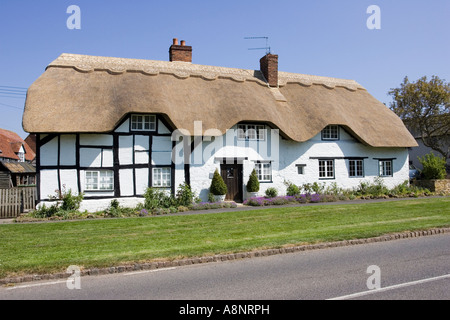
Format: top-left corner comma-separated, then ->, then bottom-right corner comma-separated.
220,163 -> 243,202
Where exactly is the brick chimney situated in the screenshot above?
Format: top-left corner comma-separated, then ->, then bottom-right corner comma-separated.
260,53 -> 278,87
169,38 -> 192,62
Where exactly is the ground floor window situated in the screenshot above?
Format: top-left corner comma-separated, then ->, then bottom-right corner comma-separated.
85,170 -> 114,191
153,167 -> 171,187
319,159 -> 334,179
255,162 -> 272,182
349,159 -> 364,177
379,160 -> 393,177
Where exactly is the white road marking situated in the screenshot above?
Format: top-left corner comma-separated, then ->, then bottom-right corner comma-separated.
6,280 -> 66,291
328,273 -> 450,300
5,267 -> 177,291
123,267 -> 177,276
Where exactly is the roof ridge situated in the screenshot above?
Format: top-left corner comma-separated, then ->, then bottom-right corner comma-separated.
47,53 -> 364,91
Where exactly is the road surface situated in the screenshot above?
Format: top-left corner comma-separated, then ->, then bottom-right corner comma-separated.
1,233 -> 449,303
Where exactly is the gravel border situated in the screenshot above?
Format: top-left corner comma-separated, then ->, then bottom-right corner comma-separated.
1,227 -> 449,286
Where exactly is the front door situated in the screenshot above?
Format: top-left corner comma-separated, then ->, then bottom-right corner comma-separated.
220,162 -> 243,202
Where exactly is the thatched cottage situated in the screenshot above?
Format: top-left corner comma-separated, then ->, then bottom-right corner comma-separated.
23,39 -> 417,211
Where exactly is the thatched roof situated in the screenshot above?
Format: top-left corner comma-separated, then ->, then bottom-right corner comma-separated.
23,53 -> 417,147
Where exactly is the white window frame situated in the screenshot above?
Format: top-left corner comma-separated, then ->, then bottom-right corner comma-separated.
319,159 -> 335,179
321,125 -> 339,140
255,162 -> 272,182
379,160 -> 393,177
131,114 -> 156,131
237,124 -> 265,141
152,167 -> 171,187
85,170 -> 114,191
349,159 -> 364,178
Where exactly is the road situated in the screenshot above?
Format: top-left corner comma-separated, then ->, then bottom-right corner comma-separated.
1,233 -> 449,302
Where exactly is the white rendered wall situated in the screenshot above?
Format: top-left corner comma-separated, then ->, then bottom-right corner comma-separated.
40,137 -> 58,166
40,169 -> 59,199
59,135 -> 76,165
189,125 -> 410,201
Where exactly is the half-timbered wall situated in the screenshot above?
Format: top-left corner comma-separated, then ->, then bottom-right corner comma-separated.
37,115 -> 176,202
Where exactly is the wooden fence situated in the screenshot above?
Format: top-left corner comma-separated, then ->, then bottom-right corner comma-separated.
0,187 -> 37,219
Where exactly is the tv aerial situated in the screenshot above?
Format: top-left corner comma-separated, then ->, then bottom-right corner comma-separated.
244,36 -> 271,54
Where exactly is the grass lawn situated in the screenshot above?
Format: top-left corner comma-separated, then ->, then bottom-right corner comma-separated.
0,197 -> 449,279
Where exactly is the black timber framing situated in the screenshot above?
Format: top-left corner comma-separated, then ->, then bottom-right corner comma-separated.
36,114 -> 181,201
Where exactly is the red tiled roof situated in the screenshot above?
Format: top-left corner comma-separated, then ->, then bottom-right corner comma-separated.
0,129 -> 36,161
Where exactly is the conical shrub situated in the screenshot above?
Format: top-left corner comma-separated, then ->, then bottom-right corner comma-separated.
210,169 -> 228,195
246,169 -> 260,192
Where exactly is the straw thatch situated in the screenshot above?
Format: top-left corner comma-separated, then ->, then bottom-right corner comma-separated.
23,53 -> 417,147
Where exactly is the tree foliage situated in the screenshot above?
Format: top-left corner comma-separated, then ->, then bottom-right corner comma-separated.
388,76 -> 450,158
418,153 -> 447,180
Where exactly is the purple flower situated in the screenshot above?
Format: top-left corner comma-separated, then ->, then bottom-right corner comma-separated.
310,194 -> 321,203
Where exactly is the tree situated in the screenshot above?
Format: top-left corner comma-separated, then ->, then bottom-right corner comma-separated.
418,153 -> 446,180
388,76 -> 450,159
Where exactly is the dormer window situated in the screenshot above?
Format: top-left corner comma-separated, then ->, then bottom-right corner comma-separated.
131,115 -> 156,131
237,124 -> 265,141
321,125 -> 339,140
18,151 -> 25,162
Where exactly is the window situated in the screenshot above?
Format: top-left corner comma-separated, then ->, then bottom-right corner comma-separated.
17,152 -> 25,162
321,125 -> 339,140
379,160 -> 393,177
255,162 -> 272,182
296,164 -> 306,175
319,160 -> 334,179
131,115 -> 156,131
153,167 -> 171,187
85,170 -> 114,191
349,159 -> 364,177
237,124 -> 265,141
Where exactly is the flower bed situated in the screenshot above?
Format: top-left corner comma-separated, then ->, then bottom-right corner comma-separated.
243,194 -> 322,207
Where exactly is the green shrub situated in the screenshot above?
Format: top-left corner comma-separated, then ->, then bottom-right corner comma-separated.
210,169 -> 227,195
311,182 -> 325,194
265,187 -> 278,198
207,192 -> 216,203
419,153 -> 446,180
144,187 -> 176,209
32,203 -> 59,218
176,182 -> 195,206
246,169 -> 260,192
110,199 -> 120,210
286,182 -> 300,196
56,188 -> 84,211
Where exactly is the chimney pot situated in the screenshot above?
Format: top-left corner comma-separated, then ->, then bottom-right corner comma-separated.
169,38 -> 192,62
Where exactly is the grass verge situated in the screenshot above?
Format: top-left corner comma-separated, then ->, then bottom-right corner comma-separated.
0,197 -> 449,279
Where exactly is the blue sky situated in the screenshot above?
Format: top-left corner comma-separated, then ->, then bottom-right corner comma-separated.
0,0 -> 449,138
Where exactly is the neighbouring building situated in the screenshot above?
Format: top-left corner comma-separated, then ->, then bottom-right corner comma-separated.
0,129 -> 36,188
22,39 -> 417,211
